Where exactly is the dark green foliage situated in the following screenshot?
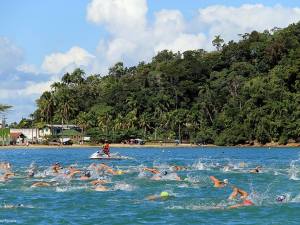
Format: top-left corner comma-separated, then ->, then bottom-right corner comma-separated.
30,22 -> 300,145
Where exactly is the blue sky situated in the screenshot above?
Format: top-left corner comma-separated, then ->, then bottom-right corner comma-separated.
0,0 -> 300,123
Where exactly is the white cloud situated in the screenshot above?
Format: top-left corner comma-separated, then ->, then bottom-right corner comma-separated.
0,37 -> 23,74
106,38 -> 137,62
154,33 -> 207,53
20,80 -> 53,96
154,10 -> 186,39
197,4 -> 300,43
86,0 -> 148,37
17,64 -> 40,75
41,46 -> 95,74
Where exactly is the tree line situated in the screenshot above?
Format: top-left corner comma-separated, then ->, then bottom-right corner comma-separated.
18,22 -> 300,145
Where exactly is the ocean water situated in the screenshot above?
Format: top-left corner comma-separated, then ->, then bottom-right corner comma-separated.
0,147 -> 300,225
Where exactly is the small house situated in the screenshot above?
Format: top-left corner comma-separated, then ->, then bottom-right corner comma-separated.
10,132 -> 27,145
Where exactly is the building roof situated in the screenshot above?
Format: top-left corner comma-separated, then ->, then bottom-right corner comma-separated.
10,132 -> 26,139
46,124 -> 79,128
59,129 -> 82,136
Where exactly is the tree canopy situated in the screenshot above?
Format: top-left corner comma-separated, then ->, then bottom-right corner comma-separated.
0,104 -> 12,113
29,22 -> 300,145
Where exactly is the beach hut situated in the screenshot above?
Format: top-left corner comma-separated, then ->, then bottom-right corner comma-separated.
10,132 -> 27,145
59,129 -> 82,144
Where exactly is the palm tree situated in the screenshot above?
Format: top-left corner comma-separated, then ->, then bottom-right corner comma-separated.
212,35 -> 224,51
0,104 -> 12,113
36,92 -> 54,123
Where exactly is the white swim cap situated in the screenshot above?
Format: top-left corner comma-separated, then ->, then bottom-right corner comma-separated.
223,179 -> 229,184
276,195 -> 286,202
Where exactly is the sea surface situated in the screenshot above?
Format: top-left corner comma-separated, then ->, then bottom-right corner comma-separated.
0,147 -> 300,225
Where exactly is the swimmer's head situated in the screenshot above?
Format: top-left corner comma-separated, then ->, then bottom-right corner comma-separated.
276,195 -> 286,202
85,171 -> 91,177
160,191 -> 169,198
28,171 -> 34,177
116,170 -> 124,175
162,171 -> 168,176
223,179 -> 229,184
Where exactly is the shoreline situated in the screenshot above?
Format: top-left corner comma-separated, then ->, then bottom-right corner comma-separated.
0,142 -> 299,149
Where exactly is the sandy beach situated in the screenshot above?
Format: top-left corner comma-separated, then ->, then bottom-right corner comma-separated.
0,142 -> 299,149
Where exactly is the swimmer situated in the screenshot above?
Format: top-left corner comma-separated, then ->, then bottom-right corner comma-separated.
147,191 -> 171,201
249,166 -> 262,173
31,181 -> 53,187
3,203 -> 24,209
0,162 -> 12,171
239,162 -> 247,168
143,167 -> 161,174
149,169 -> 181,181
94,184 -> 109,192
98,163 -> 123,175
80,171 -> 92,180
228,186 -> 254,209
276,195 -> 287,203
28,170 -> 35,178
52,162 -> 62,173
210,176 -> 228,188
90,179 -> 108,186
0,173 -> 10,182
171,165 -> 187,171
66,166 -> 81,178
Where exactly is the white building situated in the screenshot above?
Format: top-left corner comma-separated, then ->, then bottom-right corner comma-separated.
10,128 -> 41,143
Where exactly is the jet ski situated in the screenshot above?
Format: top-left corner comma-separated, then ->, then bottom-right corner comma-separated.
89,151 -> 131,160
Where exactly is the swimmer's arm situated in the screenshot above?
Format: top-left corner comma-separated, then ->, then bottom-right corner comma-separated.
68,170 -> 81,178
228,203 -> 244,209
146,195 -> 159,201
209,176 -> 221,186
237,189 -> 248,199
228,187 -> 239,200
143,168 -> 159,174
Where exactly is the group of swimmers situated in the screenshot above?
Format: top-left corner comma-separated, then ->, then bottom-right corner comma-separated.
0,160 -> 287,209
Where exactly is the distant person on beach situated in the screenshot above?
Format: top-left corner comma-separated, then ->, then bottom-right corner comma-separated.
228,186 -> 254,209
102,140 -> 110,157
249,166 -> 262,173
210,176 -> 228,188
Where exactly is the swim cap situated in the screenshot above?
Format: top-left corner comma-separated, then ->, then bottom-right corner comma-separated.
162,171 -> 168,176
276,195 -> 286,202
223,179 -> 229,184
160,191 -> 169,198
116,170 -> 124,175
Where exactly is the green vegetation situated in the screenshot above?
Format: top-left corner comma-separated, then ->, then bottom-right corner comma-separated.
0,104 -> 12,113
30,23 -> 300,145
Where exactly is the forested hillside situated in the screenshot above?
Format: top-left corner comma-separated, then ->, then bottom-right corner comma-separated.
31,22 -> 300,145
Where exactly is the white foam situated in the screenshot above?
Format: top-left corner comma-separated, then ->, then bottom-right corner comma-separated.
113,182 -> 136,191
288,159 -> 300,180
55,186 -> 87,192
